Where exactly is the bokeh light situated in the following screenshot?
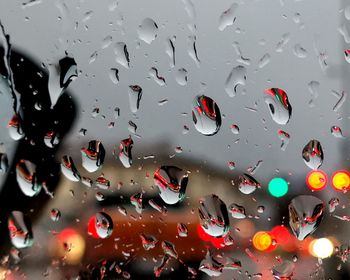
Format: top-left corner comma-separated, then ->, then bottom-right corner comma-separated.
309,238 -> 333,259
268,177 -> 288,197
252,231 -> 275,251
332,171 -> 350,191
306,170 -> 327,191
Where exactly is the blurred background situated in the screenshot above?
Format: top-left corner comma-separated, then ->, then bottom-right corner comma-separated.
1,0 -> 350,279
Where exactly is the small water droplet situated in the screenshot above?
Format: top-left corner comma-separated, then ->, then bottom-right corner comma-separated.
114,42 -> 130,68
229,203 -> 246,219
177,223 -> 188,237
238,173 -> 260,194
328,197 -> 339,213
128,85 -> 142,113
278,130 -> 290,151
264,88 -> 292,125
331,126 -> 344,138
225,66 -> 246,97
16,159 -> 41,197
140,233 -> 158,250
199,251 -> 224,277
149,67 -> 165,86
130,192 -> 143,214
95,174 -> 110,190
302,139 -> 323,170
116,136 -> 133,168
81,140 -> 105,173
61,155 -> 80,182
293,44 -> 307,58
154,166 -> 188,205
192,95 -> 221,136
218,3 -> 238,31
50,208 -> 61,222
0,153 -> 9,173
109,68 -> 119,84
175,68 -> 188,86
90,212 -> 113,239
8,114 -> 24,140
161,240 -> 178,258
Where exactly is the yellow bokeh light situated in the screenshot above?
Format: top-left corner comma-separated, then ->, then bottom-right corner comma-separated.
332,171 -> 350,191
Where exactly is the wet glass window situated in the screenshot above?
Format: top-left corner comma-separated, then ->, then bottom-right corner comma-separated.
0,0 -> 350,279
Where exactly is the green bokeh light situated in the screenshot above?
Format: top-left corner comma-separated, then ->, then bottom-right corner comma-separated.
268,177 -> 288,197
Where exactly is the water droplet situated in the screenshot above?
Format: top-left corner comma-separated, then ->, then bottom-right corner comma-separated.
238,173 -> 260,194
230,124 -> 239,135
192,95 -> 221,136
225,65 -> 247,97
293,44 -> 307,58
16,159 -> 41,197
302,139 -> 323,170
218,3 -> 238,31
228,161 -> 235,170
95,175 -> 110,190
109,68 -> 119,84
278,130 -> 290,151
188,35 -> 200,66
8,114 -> 24,140
328,197 -> 339,213
257,205 -> 265,213
198,194 -> 230,237
130,192 -> 143,214
137,18 -> 158,44
175,68 -> 188,86
44,131 -> 60,148
331,126 -> 344,138
154,166 -> 188,205
47,56 -> 77,108
81,140 -> 105,173
177,223 -> 188,237
154,254 -> 170,277
161,240 -> 178,258
61,155 -> 80,182
149,67 -> 165,86
264,88 -> 292,125
289,195 -> 324,240
199,251 -> 224,277
140,233 -> 158,250
88,212 -> 113,239
258,53 -> 271,68
272,260 -> 295,280
128,85 -> 142,113
114,42 -> 130,68
229,203 -> 246,219
116,136 -> 133,168
308,81 -> 319,107
101,35 -> 112,49
0,153 -> 9,173
95,192 -> 105,201
165,36 -> 176,67
8,211 -> 33,249
50,208 -> 61,221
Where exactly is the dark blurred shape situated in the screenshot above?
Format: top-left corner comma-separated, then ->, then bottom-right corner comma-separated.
0,47 -> 76,253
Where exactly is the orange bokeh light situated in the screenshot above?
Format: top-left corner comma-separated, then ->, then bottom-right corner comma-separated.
332,171 -> 350,192
252,231 -> 275,252
306,170 -> 327,191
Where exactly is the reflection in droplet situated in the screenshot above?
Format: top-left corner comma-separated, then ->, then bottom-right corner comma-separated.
272,260 -> 295,280
289,195 -> 324,240
238,173 -> 260,195
218,3 -> 238,31
47,56 -> 77,108
175,68 -> 188,86
302,139 -> 323,170
331,126 -> 344,138
188,35 -> 200,66
114,42 -> 130,68
8,211 -> 33,249
117,137 -> 133,168
161,240 -> 178,258
229,203 -> 246,219
137,18 -> 158,44
95,174 -> 110,190
264,88 -> 292,125
16,159 -> 41,197
154,166 -> 188,205
165,36 -> 176,68
128,85 -> 142,113
61,155 -> 80,182
81,140 -> 105,173
198,194 -> 230,237
225,66 -> 246,97
192,95 -> 221,136
328,197 -> 339,213
230,124 -> 239,135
